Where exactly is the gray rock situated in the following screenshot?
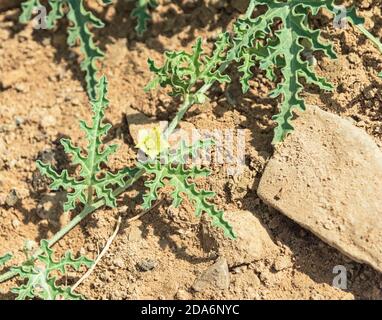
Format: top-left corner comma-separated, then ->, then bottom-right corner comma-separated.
137,259 -> 157,272
258,105 -> 382,273
113,257 -> 125,269
192,257 -> 230,292
125,106 -> 156,145
11,218 -> 20,229
14,116 -> 25,126
5,189 -> 19,207
209,211 -> 278,267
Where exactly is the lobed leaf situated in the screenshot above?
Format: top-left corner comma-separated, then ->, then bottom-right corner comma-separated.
38,76 -> 134,211
138,139 -> 235,239
19,0 -> 108,99
231,0 -> 367,143
0,253 -> 13,268
11,240 -> 93,300
145,33 -> 231,98
131,0 -> 157,36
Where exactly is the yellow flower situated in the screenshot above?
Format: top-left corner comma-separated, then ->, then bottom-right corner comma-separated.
136,126 -> 169,159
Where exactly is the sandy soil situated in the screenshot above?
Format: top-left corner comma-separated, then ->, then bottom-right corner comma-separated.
1,0 -> 382,300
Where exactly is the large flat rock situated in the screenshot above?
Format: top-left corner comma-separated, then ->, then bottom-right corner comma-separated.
257,105 -> 382,272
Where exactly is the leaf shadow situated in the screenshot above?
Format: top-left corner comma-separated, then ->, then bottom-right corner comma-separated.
116,190 -> 216,265
98,0 -> 238,55
3,0 -> 241,99
238,194 -> 382,300
9,134 -> 73,242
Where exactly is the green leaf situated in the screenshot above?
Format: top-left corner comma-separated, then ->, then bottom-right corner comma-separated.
234,0 -> 361,143
37,76 -> 134,211
138,139 -> 236,239
0,253 -> 12,268
11,240 -> 93,300
145,33 -> 231,97
66,0 -> 105,99
19,0 -> 42,24
352,24 -> 382,79
19,0 -> 108,99
131,0 -> 157,36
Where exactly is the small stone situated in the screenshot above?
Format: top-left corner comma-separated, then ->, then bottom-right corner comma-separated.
125,106 -> 156,145
5,189 -> 19,207
113,257 -> 125,268
127,226 -> 143,242
347,53 -> 359,64
11,218 -> 20,229
175,289 -> 192,300
118,205 -> 128,214
40,115 -> 57,128
38,219 -> 49,228
14,116 -> 25,126
137,259 -> 157,272
99,272 -> 112,283
192,257 -> 230,292
207,211 -> 278,267
273,255 -> 293,271
15,83 -> 28,93
79,247 -> 86,256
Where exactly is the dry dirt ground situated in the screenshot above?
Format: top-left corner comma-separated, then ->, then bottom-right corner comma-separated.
1,0 -> 382,300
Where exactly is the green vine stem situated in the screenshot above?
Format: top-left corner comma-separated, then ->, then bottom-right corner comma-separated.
4,0 -> 380,285
356,24 -> 382,53
163,0 -> 256,136
0,70 -> 229,284
0,1 -> 257,284
0,169 -> 143,284
355,24 -> 382,77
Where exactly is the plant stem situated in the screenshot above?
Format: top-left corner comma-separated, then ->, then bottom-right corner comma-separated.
0,170 -> 143,284
355,24 -> 382,53
0,0 -> 259,285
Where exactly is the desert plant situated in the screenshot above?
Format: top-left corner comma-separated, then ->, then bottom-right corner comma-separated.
37,76 -> 133,210
10,240 -> 93,300
147,0 -> 382,143
35,75 -> 233,237
131,0 -> 157,36
3,0 -> 382,300
0,253 -> 12,268
20,0 -> 109,99
236,0 -> 382,142
0,68 -> 235,298
19,0 -> 157,99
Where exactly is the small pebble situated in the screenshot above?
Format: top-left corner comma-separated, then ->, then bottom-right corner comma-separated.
11,218 -> 20,229
113,257 -> 125,268
40,115 -> 57,128
5,189 -> 19,207
14,116 -> 25,126
137,259 -> 157,272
